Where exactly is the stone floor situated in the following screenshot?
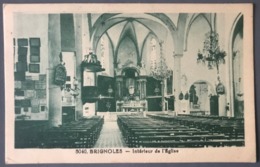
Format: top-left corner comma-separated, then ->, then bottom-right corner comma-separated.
94,113 -> 127,148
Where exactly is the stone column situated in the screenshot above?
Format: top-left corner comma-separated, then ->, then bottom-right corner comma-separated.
137,77 -> 147,100
116,76 -> 123,99
161,80 -> 165,111
173,54 -> 183,116
74,14 -> 83,120
141,80 -> 145,99
144,79 -> 147,99
137,79 -> 142,99
218,95 -> 226,116
48,14 -> 62,127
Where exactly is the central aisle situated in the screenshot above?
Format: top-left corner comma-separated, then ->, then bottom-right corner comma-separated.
94,114 -> 127,148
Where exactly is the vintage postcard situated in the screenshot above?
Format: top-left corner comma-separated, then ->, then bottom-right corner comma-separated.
4,3 -> 255,164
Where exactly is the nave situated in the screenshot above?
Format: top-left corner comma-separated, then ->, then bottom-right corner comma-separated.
15,112 -> 244,148
12,12 -> 246,150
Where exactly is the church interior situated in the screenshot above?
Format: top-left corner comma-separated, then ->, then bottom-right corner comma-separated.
13,12 -> 245,148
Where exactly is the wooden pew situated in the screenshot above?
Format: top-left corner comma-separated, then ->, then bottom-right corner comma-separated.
148,114 -> 244,140
40,116 -> 104,148
118,114 -> 245,148
15,121 -> 49,148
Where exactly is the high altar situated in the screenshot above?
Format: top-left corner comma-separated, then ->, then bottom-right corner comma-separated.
115,64 -> 148,112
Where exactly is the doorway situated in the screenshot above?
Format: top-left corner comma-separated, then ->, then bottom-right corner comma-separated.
189,81 -> 214,115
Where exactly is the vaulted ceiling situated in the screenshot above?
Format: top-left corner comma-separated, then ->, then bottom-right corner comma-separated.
89,13 -> 214,54
88,13 -> 215,68
90,13 -> 176,53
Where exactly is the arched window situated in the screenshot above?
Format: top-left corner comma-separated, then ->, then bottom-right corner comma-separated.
232,16 -> 243,118
150,37 -> 157,70
99,35 -> 111,75
100,37 -> 105,69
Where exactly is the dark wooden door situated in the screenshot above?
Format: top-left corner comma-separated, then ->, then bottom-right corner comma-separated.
62,106 -> 75,124
210,96 -> 219,116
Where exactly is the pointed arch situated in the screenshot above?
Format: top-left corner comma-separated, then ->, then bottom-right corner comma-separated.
117,21 -> 138,48
91,18 -> 127,52
105,32 -> 116,66
140,31 -> 159,63
91,13 -> 120,36
184,13 -> 212,51
147,13 -> 177,31
228,13 -> 243,117
114,21 -> 140,66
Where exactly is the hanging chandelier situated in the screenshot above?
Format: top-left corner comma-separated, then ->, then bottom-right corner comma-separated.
197,31 -> 226,73
150,41 -> 172,81
150,41 -> 172,112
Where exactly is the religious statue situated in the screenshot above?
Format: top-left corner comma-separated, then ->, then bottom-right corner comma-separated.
128,85 -> 135,96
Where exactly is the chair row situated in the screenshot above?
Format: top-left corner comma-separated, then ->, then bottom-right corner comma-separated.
15,121 -> 49,148
118,115 -> 244,148
148,114 -> 244,139
15,116 -> 104,148
40,116 -> 104,148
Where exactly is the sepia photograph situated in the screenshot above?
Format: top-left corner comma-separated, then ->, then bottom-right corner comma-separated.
3,3 -> 256,163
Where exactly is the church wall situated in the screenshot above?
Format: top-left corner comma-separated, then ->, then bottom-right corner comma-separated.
96,34 -> 114,77
13,13 -> 88,122
142,34 -> 160,74
216,13 -> 243,117
225,13 -> 243,117
215,13 -> 227,116
164,34 -> 175,71
13,14 -> 49,120
13,14 -> 49,73
117,37 -> 138,67
182,16 -> 219,94
180,13 -> 241,116
181,15 -> 226,116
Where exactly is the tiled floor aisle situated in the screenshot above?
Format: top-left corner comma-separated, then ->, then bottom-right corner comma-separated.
94,118 -> 127,148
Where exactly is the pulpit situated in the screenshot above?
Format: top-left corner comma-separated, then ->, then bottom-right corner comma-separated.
81,52 -> 105,116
